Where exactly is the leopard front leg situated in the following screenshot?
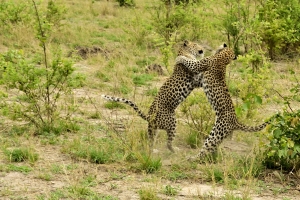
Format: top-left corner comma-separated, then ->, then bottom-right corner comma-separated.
175,56 -> 209,74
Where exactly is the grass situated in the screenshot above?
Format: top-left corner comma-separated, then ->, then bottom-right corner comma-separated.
104,101 -> 126,109
137,154 -> 162,174
3,147 -> 38,163
139,187 -> 160,200
0,0 -> 299,199
163,185 -> 179,196
1,164 -> 32,173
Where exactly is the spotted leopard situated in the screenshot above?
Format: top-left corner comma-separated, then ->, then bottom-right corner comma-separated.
102,40 -> 206,152
175,46 -> 270,159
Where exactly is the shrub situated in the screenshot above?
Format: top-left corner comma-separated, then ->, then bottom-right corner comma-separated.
263,72 -> 300,171
116,0 -> 135,7
0,1 -> 31,25
181,92 -> 215,146
258,0 -> 300,59
263,110 -> 300,171
151,1 -> 203,71
0,1 -> 77,135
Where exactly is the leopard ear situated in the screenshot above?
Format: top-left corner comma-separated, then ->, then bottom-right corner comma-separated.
183,40 -> 189,46
223,43 -> 227,48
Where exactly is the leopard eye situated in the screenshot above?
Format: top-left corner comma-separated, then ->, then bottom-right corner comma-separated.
198,50 -> 203,54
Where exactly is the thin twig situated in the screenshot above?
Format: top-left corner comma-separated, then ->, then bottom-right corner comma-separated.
272,88 -> 294,113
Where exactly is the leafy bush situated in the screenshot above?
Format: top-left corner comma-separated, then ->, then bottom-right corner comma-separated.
258,0 -> 300,59
181,92 -> 215,147
221,0 -> 300,60
116,0 -> 135,7
263,110 -> 300,171
0,1 -> 31,25
263,72 -> 300,171
151,1 -> 203,71
0,1 -> 77,135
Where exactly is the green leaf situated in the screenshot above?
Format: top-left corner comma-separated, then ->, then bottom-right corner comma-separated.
254,95 -> 262,104
242,101 -> 250,111
273,128 -> 282,139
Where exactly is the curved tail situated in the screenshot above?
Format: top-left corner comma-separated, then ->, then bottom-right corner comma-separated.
236,120 -> 270,132
101,95 -> 148,121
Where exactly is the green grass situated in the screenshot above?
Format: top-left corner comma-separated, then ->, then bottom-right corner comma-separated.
104,101 -> 126,109
137,154 -> 162,174
132,74 -> 154,86
163,185 -> 179,196
145,87 -> 158,96
61,137 -> 122,164
0,0 -> 298,199
2,164 -> 32,173
139,188 -> 160,200
3,147 -> 38,163
95,71 -> 110,82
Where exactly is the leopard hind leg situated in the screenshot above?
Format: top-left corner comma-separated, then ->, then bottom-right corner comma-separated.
197,116 -> 233,158
148,125 -> 158,153
166,128 -> 176,153
156,111 -> 177,153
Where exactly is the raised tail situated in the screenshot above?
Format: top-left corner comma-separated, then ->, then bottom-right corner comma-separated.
101,94 -> 148,121
236,120 -> 270,132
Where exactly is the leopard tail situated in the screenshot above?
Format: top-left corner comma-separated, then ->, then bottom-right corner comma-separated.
101,95 -> 148,121
235,120 -> 270,132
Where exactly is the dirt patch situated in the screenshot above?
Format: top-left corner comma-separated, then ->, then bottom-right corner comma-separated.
68,46 -> 109,59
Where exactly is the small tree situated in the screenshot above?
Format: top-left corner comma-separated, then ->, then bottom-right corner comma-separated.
0,0 -> 77,134
151,1 -> 201,73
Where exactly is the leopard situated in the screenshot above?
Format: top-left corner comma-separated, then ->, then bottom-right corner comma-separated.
102,40 -> 206,153
175,46 -> 270,159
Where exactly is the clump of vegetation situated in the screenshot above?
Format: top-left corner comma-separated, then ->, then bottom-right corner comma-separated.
0,0 -> 78,135
137,154 -> 162,174
163,185 -> 179,196
139,187 -> 160,200
4,147 -> 39,163
62,137 -> 123,164
104,101 -> 126,109
263,71 -> 300,171
116,0 -> 135,7
181,92 -> 215,148
263,110 -> 300,171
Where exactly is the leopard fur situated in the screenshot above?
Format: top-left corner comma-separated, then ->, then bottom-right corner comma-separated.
102,40 -> 205,152
175,46 -> 270,158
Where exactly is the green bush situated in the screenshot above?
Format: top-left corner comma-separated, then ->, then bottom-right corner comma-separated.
258,0 -> 300,59
151,1 -> 204,71
0,1 -> 77,135
0,1 -> 31,25
263,110 -> 300,171
116,0 -> 135,7
263,71 -> 300,171
181,92 -> 215,145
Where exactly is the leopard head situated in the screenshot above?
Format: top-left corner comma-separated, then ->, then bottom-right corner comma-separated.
177,40 -> 204,59
214,45 -> 236,65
